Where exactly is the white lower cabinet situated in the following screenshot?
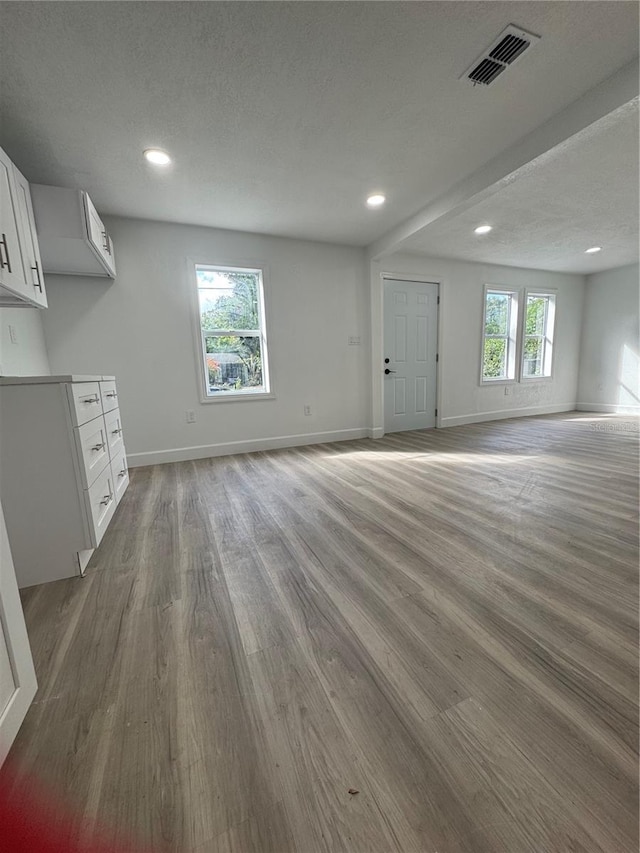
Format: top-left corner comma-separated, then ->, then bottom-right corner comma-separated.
0,374 -> 129,588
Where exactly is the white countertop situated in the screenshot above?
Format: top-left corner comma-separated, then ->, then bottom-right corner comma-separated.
0,374 -> 116,385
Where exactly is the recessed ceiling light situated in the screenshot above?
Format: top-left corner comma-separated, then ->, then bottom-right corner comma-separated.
144,148 -> 171,166
474,224 -> 492,235
585,246 -> 602,254
366,194 -> 386,208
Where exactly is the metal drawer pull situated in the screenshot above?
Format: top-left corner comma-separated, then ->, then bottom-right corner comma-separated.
112,427 -> 122,435
119,468 -> 127,478
106,391 -> 117,398
0,234 -> 12,272
100,492 -> 113,506
81,394 -> 100,404
91,442 -> 105,452
102,231 -> 111,255
31,262 -> 43,292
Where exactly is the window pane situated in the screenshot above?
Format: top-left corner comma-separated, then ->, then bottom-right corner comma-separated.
205,335 -> 263,392
523,337 -> 543,377
199,272 -> 260,331
526,297 -> 546,336
483,338 -> 507,379
485,293 -> 509,336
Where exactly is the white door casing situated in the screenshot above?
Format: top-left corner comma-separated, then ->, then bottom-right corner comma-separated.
383,279 -> 438,433
0,501 -> 37,766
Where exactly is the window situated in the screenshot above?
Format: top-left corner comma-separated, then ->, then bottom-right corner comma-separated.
522,292 -> 555,378
482,288 -> 519,381
195,264 -> 270,398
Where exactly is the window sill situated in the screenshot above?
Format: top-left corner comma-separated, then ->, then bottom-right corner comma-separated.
480,379 -> 517,387
200,391 -> 276,404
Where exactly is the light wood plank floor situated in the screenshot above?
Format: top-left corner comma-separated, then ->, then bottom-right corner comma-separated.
6,413 -> 639,852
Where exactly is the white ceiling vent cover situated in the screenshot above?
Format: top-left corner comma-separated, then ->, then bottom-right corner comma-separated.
461,24 -> 541,87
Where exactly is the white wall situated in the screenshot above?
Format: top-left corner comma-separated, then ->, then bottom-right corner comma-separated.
41,217 -> 370,464
370,253 -> 585,431
577,263 -> 639,413
0,308 -> 50,376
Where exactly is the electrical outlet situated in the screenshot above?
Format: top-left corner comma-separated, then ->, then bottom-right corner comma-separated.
348,335 -> 361,346
8,324 -> 18,344
186,409 -> 196,423
304,404 -> 312,416
504,386 -> 511,396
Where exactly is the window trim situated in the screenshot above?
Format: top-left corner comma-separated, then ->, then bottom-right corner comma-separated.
190,260 -> 274,404
480,284 -> 520,385
520,289 -> 556,381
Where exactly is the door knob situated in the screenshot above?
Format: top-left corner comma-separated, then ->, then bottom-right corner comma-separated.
384,368 -> 396,374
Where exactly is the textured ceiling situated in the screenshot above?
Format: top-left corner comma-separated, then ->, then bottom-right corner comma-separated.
398,101 -> 640,273
0,1 -> 638,269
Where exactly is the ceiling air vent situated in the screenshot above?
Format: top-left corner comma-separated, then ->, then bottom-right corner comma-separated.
461,24 -> 540,87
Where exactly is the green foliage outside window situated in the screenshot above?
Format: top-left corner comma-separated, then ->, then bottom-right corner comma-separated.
484,293 -> 509,336
483,292 -> 510,378
526,297 -> 546,335
483,338 -> 507,378
523,296 -> 547,377
199,272 -> 264,391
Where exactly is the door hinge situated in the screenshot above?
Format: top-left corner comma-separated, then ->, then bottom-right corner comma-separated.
436,353 -> 439,362
437,295 -> 440,305
435,408 -> 438,417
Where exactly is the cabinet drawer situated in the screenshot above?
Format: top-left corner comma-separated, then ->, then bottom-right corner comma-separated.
84,463 -> 116,548
74,416 -> 110,489
104,407 -> 124,457
66,382 -> 102,427
110,446 -> 129,505
100,380 -> 119,413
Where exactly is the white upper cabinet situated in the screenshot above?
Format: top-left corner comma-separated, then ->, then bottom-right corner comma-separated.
83,193 -> 116,275
30,184 -> 116,278
0,147 -> 47,307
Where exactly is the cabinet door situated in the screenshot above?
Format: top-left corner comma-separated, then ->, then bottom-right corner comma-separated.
82,192 -> 116,276
0,502 -> 37,766
0,149 -> 28,298
13,167 -> 47,307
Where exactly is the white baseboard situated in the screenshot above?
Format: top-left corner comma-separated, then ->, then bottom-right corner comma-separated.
369,427 -> 384,439
127,428 -> 371,467
575,402 -> 640,415
440,402 -> 576,429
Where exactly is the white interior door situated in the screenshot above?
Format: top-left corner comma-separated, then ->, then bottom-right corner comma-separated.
0,501 -> 37,766
383,279 -> 438,433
